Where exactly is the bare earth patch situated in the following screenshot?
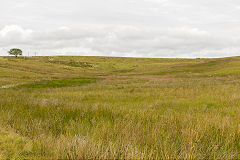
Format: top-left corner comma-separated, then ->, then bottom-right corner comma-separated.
0,85 -> 16,89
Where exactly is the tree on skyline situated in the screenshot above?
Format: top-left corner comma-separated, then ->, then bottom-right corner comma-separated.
8,48 -> 22,57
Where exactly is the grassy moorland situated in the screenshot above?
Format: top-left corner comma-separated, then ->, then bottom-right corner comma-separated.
1,56 -> 240,159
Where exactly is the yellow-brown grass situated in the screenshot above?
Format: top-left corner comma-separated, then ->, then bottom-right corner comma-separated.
1,56 -> 240,159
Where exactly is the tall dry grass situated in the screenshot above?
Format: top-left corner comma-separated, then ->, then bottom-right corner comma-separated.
1,56 -> 240,158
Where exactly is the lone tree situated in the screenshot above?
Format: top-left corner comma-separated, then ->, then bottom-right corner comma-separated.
8,48 -> 22,57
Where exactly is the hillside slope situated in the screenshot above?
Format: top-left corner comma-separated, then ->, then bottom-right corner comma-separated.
1,56 -> 240,159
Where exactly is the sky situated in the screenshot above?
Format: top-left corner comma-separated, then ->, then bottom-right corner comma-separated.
1,0 -> 240,57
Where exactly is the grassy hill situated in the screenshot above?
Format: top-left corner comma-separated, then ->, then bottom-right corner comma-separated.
1,56 -> 240,159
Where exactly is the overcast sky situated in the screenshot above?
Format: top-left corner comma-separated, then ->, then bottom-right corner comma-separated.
1,0 -> 240,57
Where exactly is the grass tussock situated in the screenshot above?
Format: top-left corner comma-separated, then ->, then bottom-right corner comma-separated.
1,56 -> 240,159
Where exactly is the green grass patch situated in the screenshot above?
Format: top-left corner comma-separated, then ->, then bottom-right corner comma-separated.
18,78 -> 101,89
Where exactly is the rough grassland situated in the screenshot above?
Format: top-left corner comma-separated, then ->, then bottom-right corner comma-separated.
1,56 -> 240,159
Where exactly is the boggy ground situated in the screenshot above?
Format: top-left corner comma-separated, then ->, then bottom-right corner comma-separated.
1,56 -> 240,159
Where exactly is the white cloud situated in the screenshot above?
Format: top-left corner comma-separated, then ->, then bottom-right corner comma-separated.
0,25 -> 33,45
0,25 -> 32,39
0,25 -> 239,58
1,0 -> 240,57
